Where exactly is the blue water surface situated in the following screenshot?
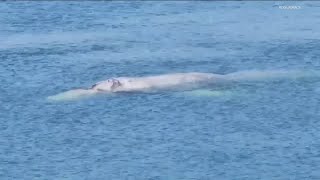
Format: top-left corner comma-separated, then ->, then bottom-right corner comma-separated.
1,1 -> 320,179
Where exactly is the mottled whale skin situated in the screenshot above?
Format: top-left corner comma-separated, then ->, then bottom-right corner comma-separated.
48,72 -> 222,101
47,70 -> 312,101
91,72 -> 224,93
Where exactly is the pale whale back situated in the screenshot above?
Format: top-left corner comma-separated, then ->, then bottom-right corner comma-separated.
114,73 -> 221,92
47,70 -> 319,101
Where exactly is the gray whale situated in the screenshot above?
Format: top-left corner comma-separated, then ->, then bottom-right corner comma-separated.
90,72 -> 223,93
47,70 -> 312,101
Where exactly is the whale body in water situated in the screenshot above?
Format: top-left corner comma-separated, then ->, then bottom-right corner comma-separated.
91,72 -> 223,93
47,70 -> 314,101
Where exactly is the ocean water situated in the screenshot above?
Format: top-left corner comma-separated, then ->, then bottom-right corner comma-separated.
1,1 -> 320,179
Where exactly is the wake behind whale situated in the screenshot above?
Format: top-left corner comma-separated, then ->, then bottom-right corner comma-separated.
47,69 -> 317,101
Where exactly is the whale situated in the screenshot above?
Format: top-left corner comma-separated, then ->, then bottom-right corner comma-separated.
90,72 -> 224,93
47,70 -> 315,101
